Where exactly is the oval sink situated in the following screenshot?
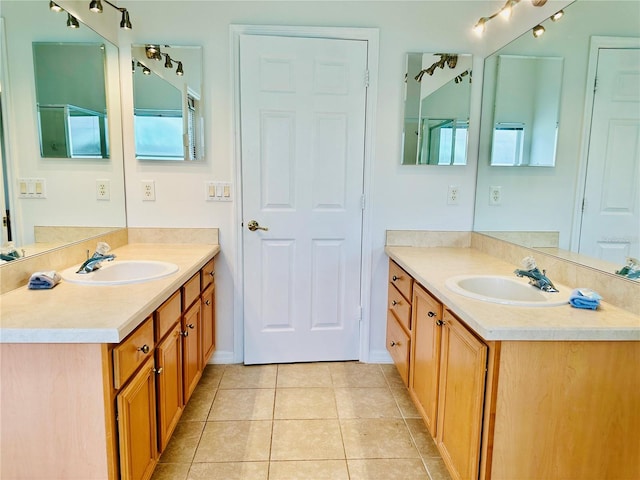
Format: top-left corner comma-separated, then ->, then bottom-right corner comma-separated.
61,260 -> 179,286
445,275 -> 570,307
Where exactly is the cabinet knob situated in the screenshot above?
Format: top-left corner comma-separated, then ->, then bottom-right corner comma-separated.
205,300 -> 211,306
428,311 -> 436,318
138,344 -> 150,354
209,271 -> 215,278
391,300 -> 399,306
392,275 -> 400,282
436,320 -> 445,326
181,330 -> 189,337
153,367 -> 163,375
187,323 -> 195,329
390,340 -> 400,347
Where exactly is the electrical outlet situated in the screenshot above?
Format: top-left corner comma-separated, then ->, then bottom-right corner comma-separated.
141,180 -> 156,201
447,185 -> 460,205
96,180 -> 110,201
490,186 -> 502,205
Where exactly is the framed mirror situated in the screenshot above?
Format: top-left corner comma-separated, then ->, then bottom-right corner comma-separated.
474,0 -> 640,278
488,55 -> 563,167
131,44 -> 203,161
402,52 -> 472,165
33,42 -> 109,159
0,1 -> 126,262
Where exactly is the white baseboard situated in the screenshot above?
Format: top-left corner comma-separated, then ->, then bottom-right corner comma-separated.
367,349 -> 393,364
208,350 -> 236,364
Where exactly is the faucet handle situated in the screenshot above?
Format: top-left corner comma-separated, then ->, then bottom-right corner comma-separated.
96,242 -> 111,255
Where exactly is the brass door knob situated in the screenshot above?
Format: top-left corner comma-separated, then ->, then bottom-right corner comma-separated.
247,220 -> 269,232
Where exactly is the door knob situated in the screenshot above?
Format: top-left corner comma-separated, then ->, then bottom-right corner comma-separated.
247,220 -> 269,232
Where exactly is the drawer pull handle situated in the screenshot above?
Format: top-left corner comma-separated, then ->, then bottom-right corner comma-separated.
436,320 -> 445,326
205,300 -> 211,306
390,341 -> 401,347
209,271 -> 215,278
153,367 -> 164,375
391,300 -> 399,306
181,330 -> 189,337
428,311 -> 436,318
187,323 -> 195,329
392,275 -> 401,282
138,344 -> 150,354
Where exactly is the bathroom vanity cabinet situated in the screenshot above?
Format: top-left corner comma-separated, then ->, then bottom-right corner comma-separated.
0,250 -> 217,480
386,257 -> 639,480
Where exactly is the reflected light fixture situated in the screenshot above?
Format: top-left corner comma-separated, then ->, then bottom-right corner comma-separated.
532,24 -> 546,37
164,54 -> 173,69
176,62 -> 184,76
67,13 -> 80,28
414,54 -> 458,82
49,1 -> 63,12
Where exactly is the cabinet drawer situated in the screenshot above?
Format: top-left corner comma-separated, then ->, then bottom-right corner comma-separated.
388,282 -> 411,332
201,258 -> 215,291
155,290 -> 181,341
413,283 -> 442,320
182,272 -> 200,311
386,312 -> 410,386
389,260 -> 413,302
113,317 -> 155,389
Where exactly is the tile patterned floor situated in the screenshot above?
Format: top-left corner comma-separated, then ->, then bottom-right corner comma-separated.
151,362 -> 452,480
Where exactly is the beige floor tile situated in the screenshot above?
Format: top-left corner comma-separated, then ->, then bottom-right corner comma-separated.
424,457 -> 453,480
276,363 -> 333,388
405,418 -> 441,458
329,362 -> 388,388
159,421 -> 206,464
181,384 -> 217,422
271,419 -> 345,461
379,364 -> 407,389
187,462 -> 269,480
219,364 -> 277,389
348,458 -> 429,480
335,387 -> 401,419
274,388 -> 337,419
151,463 -> 190,480
193,420 -> 272,463
391,387 -> 422,419
340,418 -> 421,459
208,388 -> 275,421
199,364 -> 226,388
269,460 -> 349,480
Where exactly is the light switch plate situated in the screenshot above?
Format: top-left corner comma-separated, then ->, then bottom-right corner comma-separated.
205,181 -> 232,202
17,178 -> 46,199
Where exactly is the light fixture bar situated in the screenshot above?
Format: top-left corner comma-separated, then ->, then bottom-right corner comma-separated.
88,0 -> 132,29
473,0 -> 548,37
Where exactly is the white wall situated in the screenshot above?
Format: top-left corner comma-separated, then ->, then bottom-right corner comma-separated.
3,0 -> 570,362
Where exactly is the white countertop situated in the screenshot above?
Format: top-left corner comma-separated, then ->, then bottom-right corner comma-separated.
0,243 -> 220,344
386,246 -> 640,341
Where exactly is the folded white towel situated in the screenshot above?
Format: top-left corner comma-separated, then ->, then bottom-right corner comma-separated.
28,271 -> 61,290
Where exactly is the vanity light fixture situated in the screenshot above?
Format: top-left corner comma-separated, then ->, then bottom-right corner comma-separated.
87,0 -> 132,29
532,24 -> 546,37
473,0 -> 547,37
176,61 -> 184,76
66,13 -> 80,28
49,1 -> 63,12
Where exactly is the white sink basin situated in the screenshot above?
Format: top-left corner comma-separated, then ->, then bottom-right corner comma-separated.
61,260 -> 179,286
445,275 -> 570,307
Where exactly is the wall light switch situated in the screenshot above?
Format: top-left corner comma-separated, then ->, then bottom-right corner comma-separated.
205,181 -> 232,202
17,178 -> 46,198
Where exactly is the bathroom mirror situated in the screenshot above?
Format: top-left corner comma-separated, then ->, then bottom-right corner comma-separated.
474,0 -> 640,278
402,53 -> 472,165
131,44 -> 203,161
0,1 -> 126,261
33,42 -> 109,159
489,55 -> 563,167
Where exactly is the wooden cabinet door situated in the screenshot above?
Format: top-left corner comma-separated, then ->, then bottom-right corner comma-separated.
182,302 -> 202,403
117,356 -> 158,480
410,284 -> 443,437
436,311 -> 487,480
155,322 -> 184,453
201,283 -> 215,366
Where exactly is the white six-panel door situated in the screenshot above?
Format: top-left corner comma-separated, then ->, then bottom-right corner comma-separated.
580,48 -> 640,263
240,34 -> 368,364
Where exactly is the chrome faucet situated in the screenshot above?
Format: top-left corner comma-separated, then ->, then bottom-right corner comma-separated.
514,256 -> 558,293
76,242 -> 116,274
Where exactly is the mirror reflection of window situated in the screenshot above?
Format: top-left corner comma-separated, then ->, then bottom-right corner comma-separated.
490,55 -> 563,167
401,52 -> 472,166
33,42 -> 109,159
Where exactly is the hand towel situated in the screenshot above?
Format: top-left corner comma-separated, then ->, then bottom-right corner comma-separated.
569,288 -> 602,310
28,271 -> 62,290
